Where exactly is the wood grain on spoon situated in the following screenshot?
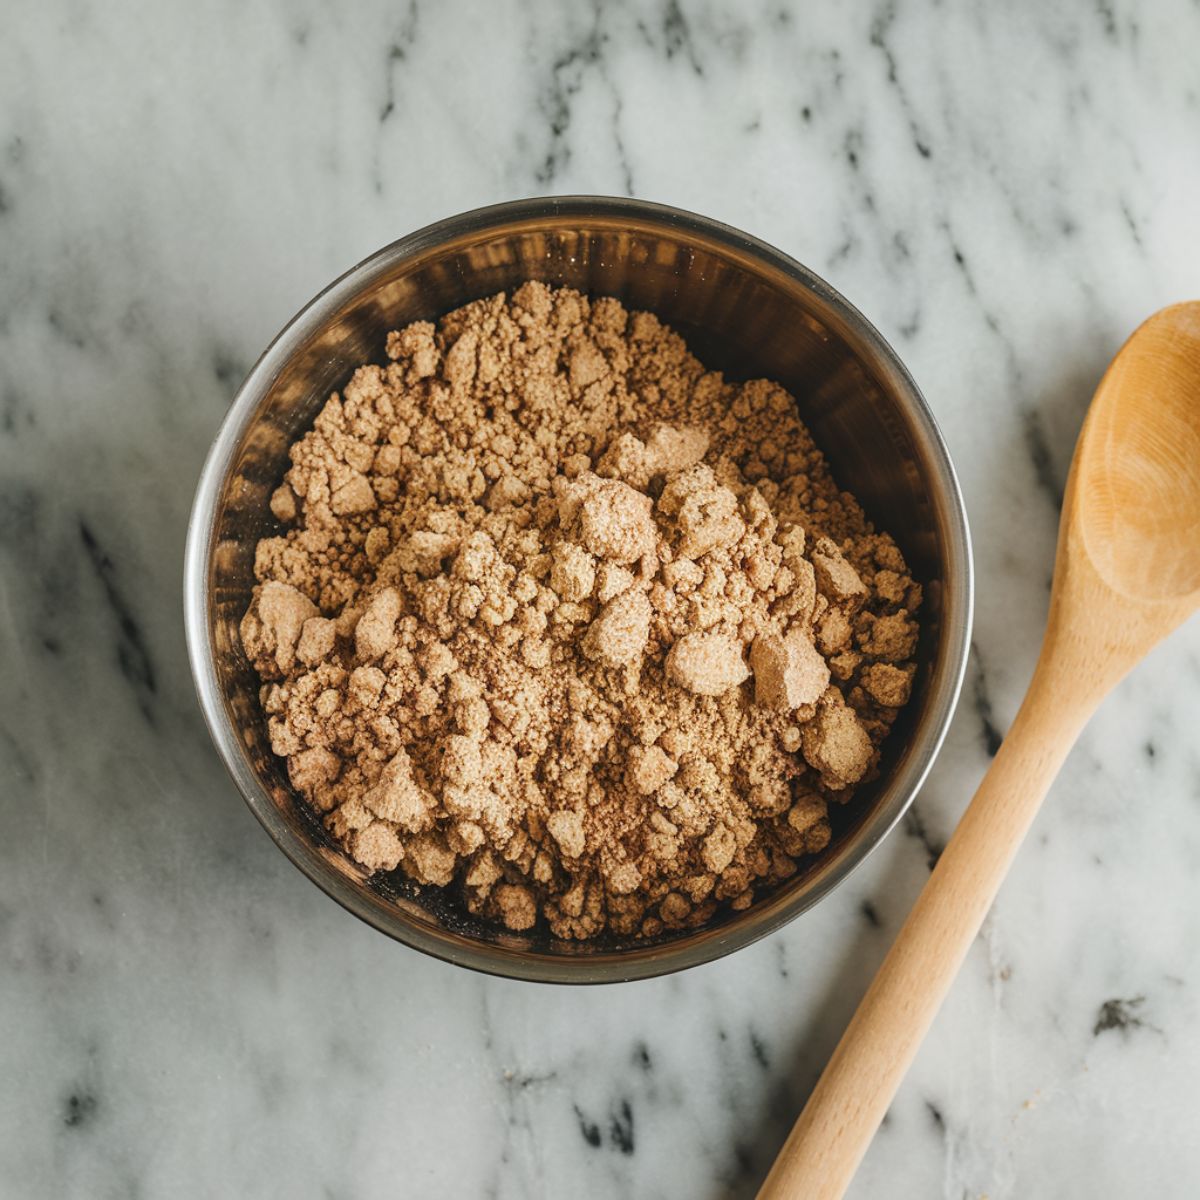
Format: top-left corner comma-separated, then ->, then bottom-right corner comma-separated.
758,302 -> 1200,1200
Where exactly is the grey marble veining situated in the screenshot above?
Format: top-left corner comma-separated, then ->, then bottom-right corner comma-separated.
3,1 -> 1199,1196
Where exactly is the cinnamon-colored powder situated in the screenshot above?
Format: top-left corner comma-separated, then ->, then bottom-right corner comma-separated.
240,283 -> 921,939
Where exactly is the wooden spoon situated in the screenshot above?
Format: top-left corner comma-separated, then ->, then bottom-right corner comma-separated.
758,302 -> 1200,1200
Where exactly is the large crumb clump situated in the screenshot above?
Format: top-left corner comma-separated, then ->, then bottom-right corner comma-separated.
241,283 -> 921,939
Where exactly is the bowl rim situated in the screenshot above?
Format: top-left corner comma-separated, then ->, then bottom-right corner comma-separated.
184,195 -> 973,983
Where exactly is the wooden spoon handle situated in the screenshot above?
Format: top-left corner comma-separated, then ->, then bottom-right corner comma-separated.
757,672 -> 1092,1200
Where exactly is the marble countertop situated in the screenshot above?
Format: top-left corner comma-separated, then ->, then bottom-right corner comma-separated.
3,2 -> 1199,1196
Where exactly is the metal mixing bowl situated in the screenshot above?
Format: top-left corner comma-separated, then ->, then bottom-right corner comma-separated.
184,196 -> 972,983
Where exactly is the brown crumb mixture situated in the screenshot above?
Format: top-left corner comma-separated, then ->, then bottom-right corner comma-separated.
241,283 -> 921,939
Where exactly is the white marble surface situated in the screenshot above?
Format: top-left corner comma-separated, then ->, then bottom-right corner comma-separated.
3,2 -> 1199,1196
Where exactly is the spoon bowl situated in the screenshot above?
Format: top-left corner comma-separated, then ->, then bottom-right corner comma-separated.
1074,302 -> 1200,602
1045,301 -> 1200,706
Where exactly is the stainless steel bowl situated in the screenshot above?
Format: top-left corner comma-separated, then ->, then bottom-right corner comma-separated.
184,197 -> 972,983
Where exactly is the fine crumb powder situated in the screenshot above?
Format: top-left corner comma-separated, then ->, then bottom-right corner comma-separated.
241,283 -> 922,940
